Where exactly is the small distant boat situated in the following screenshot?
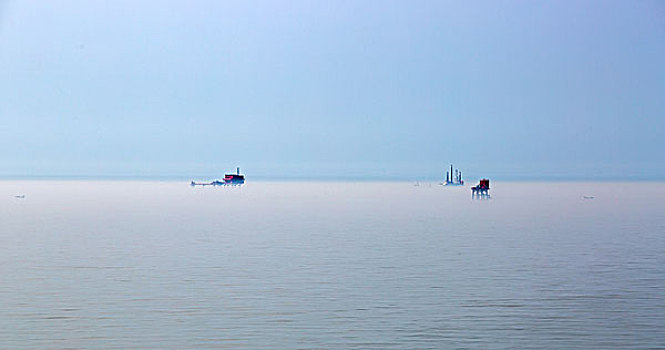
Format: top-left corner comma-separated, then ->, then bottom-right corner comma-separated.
583,196 -> 595,199
191,167 -> 245,186
15,195 -> 25,199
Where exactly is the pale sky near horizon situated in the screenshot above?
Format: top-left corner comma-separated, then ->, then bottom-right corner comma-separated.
1,1 -> 664,180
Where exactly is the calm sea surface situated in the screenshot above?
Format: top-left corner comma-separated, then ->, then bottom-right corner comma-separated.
1,181 -> 664,349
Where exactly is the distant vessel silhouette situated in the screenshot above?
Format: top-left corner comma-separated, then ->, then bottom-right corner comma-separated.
472,179 -> 490,198
444,164 -> 464,186
191,167 -> 245,186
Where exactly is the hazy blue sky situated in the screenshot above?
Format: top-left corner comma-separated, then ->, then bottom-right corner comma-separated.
1,1 -> 664,180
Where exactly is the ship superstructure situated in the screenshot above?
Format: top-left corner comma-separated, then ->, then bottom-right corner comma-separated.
191,167 -> 245,186
472,179 -> 490,198
221,167 -> 245,185
444,164 -> 464,186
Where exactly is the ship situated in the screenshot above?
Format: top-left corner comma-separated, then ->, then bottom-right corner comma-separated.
471,178 -> 490,198
444,164 -> 464,186
191,167 -> 245,186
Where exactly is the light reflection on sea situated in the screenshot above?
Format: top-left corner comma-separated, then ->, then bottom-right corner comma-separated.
0,181 -> 664,349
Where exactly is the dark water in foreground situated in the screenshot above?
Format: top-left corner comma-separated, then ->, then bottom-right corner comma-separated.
1,181 -> 664,349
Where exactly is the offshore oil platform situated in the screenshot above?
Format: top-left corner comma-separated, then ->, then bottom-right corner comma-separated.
444,164 -> 464,186
191,167 -> 245,186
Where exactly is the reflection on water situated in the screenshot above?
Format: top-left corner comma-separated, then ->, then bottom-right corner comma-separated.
0,181 -> 664,349
472,192 -> 491,200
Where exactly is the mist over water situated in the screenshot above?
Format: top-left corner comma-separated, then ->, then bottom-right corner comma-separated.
1,181 -> 664,349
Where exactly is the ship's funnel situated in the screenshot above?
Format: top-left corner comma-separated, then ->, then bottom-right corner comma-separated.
237,167 -> 240,175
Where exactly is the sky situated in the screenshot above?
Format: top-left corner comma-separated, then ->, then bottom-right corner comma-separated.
1,0 -> 664,180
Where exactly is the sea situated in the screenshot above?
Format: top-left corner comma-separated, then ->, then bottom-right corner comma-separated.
1,181 -> 664,349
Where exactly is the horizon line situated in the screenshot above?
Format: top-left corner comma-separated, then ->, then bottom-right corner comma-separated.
0,174 -> 663,182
